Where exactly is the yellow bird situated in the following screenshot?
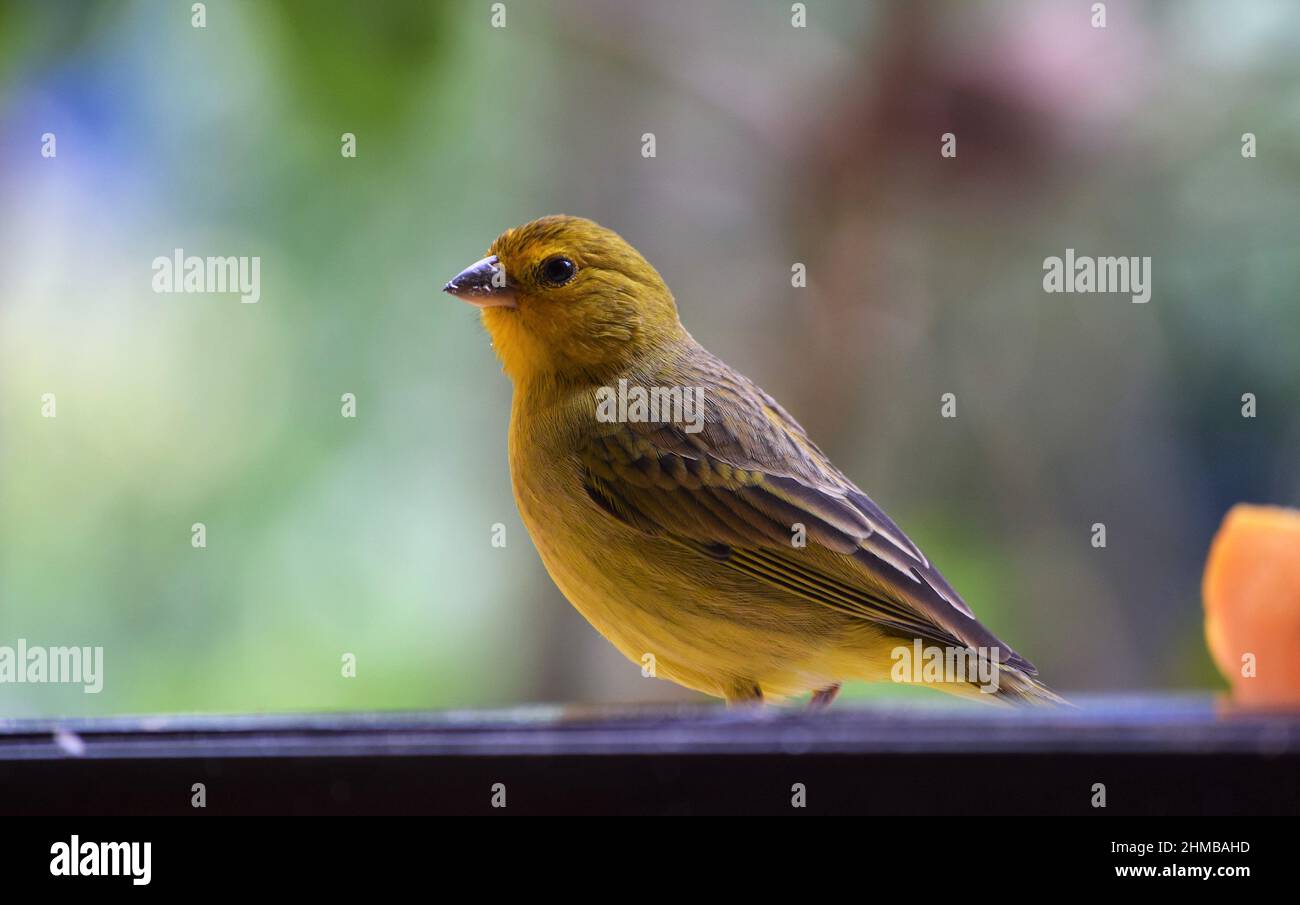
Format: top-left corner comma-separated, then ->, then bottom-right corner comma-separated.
445,215 -> 1063,707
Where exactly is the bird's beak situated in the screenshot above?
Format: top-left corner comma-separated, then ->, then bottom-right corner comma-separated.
442,255 -> 517,309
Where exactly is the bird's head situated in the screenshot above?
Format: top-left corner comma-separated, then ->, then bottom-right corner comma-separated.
443,215 -> 685,384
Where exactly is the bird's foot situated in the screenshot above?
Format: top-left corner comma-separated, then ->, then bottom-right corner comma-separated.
724,682 -> 764,709
808,683 -> 841,711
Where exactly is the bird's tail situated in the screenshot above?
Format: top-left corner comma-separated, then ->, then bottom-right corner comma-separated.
987,665 -> 1072,707
928,657 -> 1071,707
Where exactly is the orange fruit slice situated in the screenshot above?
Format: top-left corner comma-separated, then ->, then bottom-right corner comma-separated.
1203,504 -> 1300,707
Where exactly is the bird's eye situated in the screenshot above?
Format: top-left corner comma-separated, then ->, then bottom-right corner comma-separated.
539,256 -> 576,287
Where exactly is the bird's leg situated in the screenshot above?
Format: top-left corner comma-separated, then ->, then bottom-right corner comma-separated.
809,683 -> 841,711
724,682 -> 764,709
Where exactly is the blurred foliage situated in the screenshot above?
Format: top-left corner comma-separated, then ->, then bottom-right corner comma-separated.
1,0 -> 1296,716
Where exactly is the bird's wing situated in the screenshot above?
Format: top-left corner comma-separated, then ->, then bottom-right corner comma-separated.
578,357 -> 1036,675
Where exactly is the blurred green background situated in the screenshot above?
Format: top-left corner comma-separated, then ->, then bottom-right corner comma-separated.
2,0 -> 1298,716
